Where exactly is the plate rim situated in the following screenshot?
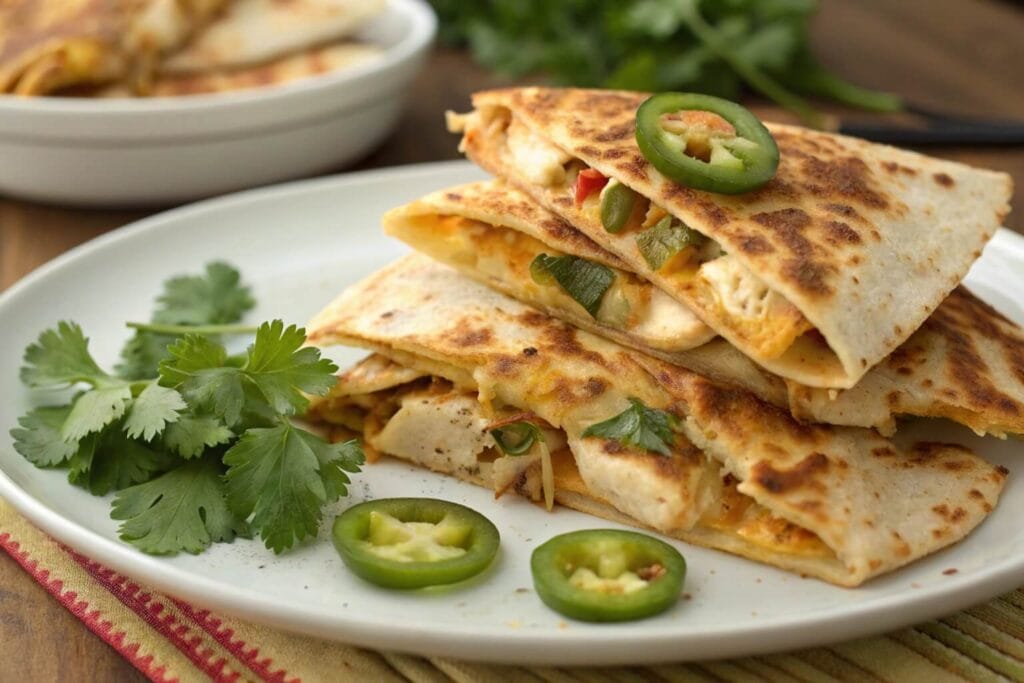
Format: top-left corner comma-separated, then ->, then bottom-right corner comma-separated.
0,160 -> 1022,665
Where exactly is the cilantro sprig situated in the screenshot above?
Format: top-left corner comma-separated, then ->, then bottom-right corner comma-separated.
10,263 -> 362,557
582,398 -> 679,457
116,262 -> 255,380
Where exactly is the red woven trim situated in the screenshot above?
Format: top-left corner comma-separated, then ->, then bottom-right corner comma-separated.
0,532 -> 173,683
62,545 -> 242,683
172,599 -> 299,683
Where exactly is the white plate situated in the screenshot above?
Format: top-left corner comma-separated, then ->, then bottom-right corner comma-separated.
0,0 -> 435,206
0,161 -> 1021,666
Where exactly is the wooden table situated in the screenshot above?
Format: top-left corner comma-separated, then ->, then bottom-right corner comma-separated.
2,1 -> 1022,679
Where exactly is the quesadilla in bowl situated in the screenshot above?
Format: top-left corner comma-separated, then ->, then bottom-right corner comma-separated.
161,0 -> 385,74
305,254 -> 1007,587
97,43 -> 382,97
448,87 -> 1013,390
0,0 -> 226,95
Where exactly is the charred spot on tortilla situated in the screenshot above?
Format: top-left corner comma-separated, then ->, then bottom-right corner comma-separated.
739,235 -> 774,255
751,453 -> 830,495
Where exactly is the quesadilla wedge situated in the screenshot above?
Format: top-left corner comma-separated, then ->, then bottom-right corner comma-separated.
387,180 -> 1024,437
449,87 -> 1013,389
98,43 -> 382,97
0,0 -> 226,95
383,180 -> 715,354
305,255 -> 1007,586
162,0 -> 385,74
634,287 -> 1024,438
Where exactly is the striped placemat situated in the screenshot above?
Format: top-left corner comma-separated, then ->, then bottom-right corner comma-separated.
1,498 -> 1021,682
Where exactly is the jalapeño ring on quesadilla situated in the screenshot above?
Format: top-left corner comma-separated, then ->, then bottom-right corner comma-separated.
634,92 -> 779,194
448,87 -> 1013,389
305,255 -> 1007,587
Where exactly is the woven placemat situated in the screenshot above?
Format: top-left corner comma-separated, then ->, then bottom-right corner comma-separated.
2,498 -> 1021,682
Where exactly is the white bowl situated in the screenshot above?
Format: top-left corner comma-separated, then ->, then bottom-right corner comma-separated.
0,0 -> 436,206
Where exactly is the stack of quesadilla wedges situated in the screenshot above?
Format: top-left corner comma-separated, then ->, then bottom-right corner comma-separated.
305,87 -> 1018,586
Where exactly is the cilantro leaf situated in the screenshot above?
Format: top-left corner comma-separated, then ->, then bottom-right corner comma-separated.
582,398 -> 679,456
224,423 -> 363,553
19,322 -> 137,441
112,455 -> 246,555
123,384 -> 186,441
116,262 -> 254,380
20,322 -> 107,388
68,425 -> 179,496
62,385 -> 133,442
160,335 -> 246,426
116,331 -> 178,381
156,262 -> 255,327
243,321 -> 338,415
163,414 -> 233,459
159,322 -> 338,427
10,406 -> 79,466
66,433 -> 99,486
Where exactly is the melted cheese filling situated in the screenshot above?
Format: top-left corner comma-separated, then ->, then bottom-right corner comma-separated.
392,213 -> 709,349
506,119 -> 573,186
473,108 -> 819,361
315,377 -> 833,561
696,256 -> 813,359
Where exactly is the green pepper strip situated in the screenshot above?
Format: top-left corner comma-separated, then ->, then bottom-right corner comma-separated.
529,253 -> 615,319
491,421 -> 543,455
332,498 -> 500,589
531,529 -> 686,622
635,92 -> 779,195
635,216 -> 704,271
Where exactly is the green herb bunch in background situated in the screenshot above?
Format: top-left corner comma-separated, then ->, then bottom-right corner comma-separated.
429,0 -> 900,126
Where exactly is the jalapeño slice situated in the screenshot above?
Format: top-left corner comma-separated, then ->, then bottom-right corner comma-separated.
531,529 -> 686,622
332,498 -> 500,589
635,93 -> 779,194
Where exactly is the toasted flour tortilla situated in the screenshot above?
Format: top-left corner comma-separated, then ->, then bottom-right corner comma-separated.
635,288 -> 1024,438
163,0 -> 384,73
0,0 -> 225,95
305,255 -> 1006,586
383,180 -> 714,353
450,87 -> 1013,389
387,180 -> 1024,437
784,288 -> 1024,437
98,43 -> 382,97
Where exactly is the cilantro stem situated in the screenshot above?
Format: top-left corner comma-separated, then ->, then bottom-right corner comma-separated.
678,0 -> 825,128
126,322 -> 259,336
